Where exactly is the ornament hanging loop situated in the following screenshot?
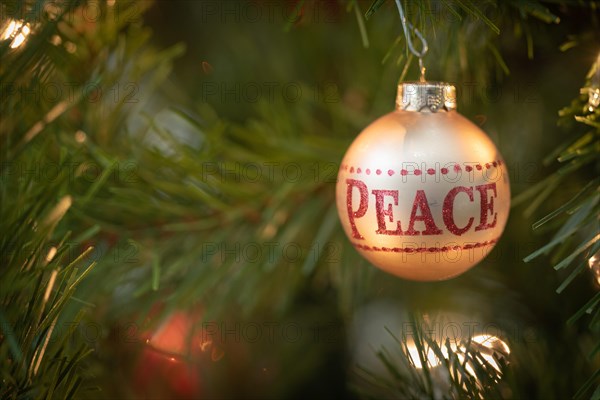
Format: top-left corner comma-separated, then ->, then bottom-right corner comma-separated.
394,0 -> 428,81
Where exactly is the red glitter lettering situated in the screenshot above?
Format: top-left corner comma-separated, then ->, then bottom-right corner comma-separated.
443,186 -> 475,235
405,190 -> 443,235
475,183 -> 497,231
346,179 -> 369,239
372,190 -> 404,235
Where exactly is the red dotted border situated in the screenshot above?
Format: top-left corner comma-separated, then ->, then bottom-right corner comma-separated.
352,238 -> 499,253
340,160 -> 502,176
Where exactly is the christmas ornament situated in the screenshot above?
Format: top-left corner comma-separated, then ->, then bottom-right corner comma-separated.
336,82 -> 510,281
336,0 -> 510,281
133,312 -> 203,398
133,310 -> 223,399
350,305 -> 510,393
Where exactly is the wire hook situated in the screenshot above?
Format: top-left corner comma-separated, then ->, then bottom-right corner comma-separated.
394,0 -> 428,81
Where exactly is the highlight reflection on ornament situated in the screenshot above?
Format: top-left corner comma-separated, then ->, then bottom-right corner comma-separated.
588,250 -> 600,286
336,82 -> 510,281
404,333 -> 510,376
0,19 -> 31,49
465,334 -> 510,373
450,333 -> 510,393
405,341 -> 443,369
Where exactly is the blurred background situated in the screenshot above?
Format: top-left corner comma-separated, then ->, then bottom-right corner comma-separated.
1,1 -> 599,398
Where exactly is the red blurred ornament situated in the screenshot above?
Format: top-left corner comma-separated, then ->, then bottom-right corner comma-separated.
133,311 -> 222,399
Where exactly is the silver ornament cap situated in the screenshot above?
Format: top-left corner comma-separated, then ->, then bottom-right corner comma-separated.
396,81 -> 456,112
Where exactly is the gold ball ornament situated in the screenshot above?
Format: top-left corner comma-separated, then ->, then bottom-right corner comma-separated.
336,82 -> 510,281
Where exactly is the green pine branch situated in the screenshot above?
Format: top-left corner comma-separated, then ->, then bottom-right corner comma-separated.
519,50 -> 600,400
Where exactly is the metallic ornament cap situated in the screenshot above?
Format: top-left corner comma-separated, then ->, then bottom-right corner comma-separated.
396,81 -> 457,113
